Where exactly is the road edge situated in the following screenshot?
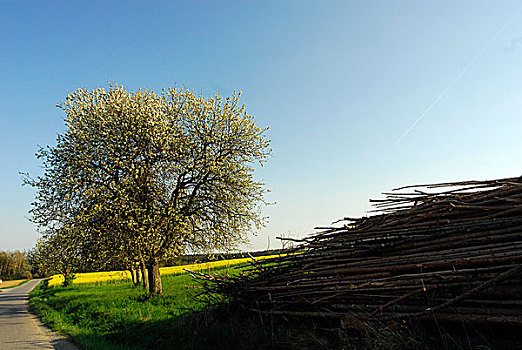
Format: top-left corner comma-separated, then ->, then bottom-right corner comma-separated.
26,279 -> 80,350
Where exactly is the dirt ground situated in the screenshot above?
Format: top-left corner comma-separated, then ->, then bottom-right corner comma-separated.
0,279 -> 27,289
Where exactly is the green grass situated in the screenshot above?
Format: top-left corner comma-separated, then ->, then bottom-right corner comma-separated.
30,272 -> 206,349
30,268 -> 334,350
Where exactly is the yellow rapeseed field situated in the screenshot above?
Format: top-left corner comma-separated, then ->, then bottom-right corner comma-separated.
47,254 -> 284,287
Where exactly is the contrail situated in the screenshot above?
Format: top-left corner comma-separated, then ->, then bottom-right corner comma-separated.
394,6 -> 522,146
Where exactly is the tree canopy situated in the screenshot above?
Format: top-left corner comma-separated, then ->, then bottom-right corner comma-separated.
26,85 -> 271,293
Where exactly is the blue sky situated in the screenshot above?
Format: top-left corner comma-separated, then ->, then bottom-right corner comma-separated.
1,1 -> 522,251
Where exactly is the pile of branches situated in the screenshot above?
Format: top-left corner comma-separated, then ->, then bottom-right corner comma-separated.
192,176 -> 522,327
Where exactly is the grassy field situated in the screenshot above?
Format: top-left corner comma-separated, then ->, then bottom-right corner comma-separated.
30,265 -> 335,350
31,272 -> 208,349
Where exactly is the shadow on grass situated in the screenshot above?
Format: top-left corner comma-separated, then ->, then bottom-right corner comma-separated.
54,305 -> 352,350
102,309 -> 306,350
102,311 -> 522,350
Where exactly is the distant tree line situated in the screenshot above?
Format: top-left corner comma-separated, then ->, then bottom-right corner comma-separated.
0,251 -> 32,280
176,249 -> 289,265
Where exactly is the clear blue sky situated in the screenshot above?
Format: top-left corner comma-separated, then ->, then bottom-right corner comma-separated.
2,1 -> 522,251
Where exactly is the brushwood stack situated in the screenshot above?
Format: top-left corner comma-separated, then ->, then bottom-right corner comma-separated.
193,176 -> 522,326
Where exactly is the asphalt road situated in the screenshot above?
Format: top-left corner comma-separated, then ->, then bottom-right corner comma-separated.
0,279 -> 78,350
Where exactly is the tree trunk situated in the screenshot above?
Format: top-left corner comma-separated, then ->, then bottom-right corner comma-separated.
147,259 -> 163,295
136,266 -> 141,285
140,258 -> 148,290
130,269 -> 137,286
62,268 -> 73,287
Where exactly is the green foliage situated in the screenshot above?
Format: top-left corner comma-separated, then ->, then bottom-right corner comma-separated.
29,235 -> 83,286
25,84 -> 271,294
